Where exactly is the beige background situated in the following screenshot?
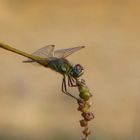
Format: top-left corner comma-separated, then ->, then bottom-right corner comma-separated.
0,0 -> 140,140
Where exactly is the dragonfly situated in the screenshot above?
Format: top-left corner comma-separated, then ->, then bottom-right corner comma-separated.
0,43 -> 85,100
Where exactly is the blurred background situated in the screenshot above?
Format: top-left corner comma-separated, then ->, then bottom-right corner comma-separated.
0,0 -> 140,140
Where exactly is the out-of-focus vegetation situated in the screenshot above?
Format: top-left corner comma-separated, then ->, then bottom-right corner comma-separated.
0,0 -> 140,140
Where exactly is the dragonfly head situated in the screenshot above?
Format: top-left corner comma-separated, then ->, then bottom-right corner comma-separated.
70,64 -> 84,78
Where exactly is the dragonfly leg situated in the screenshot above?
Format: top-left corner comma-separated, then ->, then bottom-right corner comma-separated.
68,75 -> 77,87
62,75 -> 79,100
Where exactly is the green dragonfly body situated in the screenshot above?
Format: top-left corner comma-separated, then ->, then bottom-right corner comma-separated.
48,58 -> 72,74
0,43 -> 85,100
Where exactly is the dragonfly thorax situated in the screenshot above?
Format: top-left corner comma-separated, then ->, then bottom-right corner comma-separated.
47,58 -> 84,78
47,58 -> 72,75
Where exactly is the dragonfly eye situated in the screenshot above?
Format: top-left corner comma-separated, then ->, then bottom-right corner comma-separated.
70,64 -> 84,78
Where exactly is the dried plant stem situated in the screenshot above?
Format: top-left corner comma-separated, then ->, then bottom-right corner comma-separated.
76,79 -> 94,140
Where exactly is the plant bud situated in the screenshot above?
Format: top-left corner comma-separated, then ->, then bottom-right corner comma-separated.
83,128 -> 91,136
82,112 -> 95,121
80,119 -> 88,127
79,91 -> 91,101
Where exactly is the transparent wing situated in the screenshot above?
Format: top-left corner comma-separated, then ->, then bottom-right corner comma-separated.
23,45 -> 55,64
54,46 -> 85,58
32,45 -> 55,58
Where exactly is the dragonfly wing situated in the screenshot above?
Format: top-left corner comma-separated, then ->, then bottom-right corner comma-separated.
32,45 -> 55,58
23,45 -> 55,64
54,46 -> 85,58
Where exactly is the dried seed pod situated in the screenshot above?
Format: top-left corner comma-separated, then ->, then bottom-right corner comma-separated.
80,119 -> 88,127
86,101 -> 92,108
77,105 -> 85,112
77,99 -> 86,106
76,78 -> 94,140
82,112 -> 95,121
83,127 -> 91,136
